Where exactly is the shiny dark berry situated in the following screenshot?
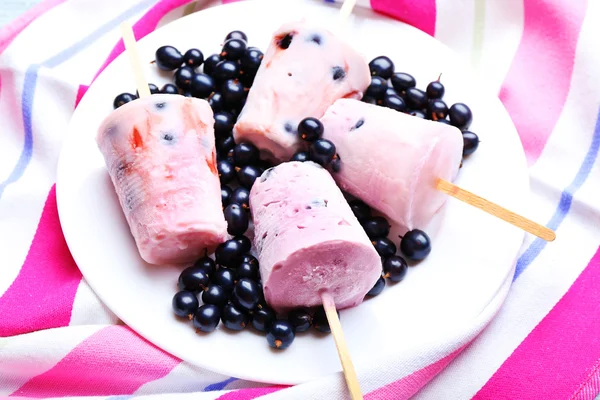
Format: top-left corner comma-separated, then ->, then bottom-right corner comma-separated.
214,112 -> 235,137
113,93 -> 137,109
217,160 -> 235,184
183,48 -> 204,68
405,88 -> 428,110
291,151 -> 310,162
237,165 -> 262,189
383,94 -> 407,112
369,56 -> 394,79
362,96 -> 377,105
240,48 -> 263,73
372,237 -> 397,258
313,307 -> 334,333
362,216 -> 390,239
190,73 -> 214,98
135,84 -> 158,98
221,38 -> 247,61
213,60 -> 240,82
215,239 -> 245,268
161,83 -> 179,94
232,278 -> 260,310
276,33 -> 294,49
391,72 -> 416,92
437,118 -> 451,125
222,303 -> 249,331
172,290 -> 198,319
298,118 -> 324,142
230,187 -> 250,209
449,103 -> 473,130
216,135 -> 236,155
221,186 -> 232,208
224,203 -> 249,236
288,309 -> 311,332
234,235 -> 252,254
203,54 -> 221,76
366,276 -> 386,296
233,142 -> 259,167
365,76 -> 388,100
309,139 -> 336,166
178,266 -> 210,292
267,320 -> 295,349
252,306 -> 276,332
237,260 -> 259,280
428,99 -> 448,121
383,255 -> 408,282
410,110 -> 426,118
174,66 -> 195,90
193,304 -> 221,332
208,92 -> 224,112
239,71 -> 257,88
202,284 -> 228,307
462,131 -> 479,156
221,79 -> 246,107
155,45 -> 183,70
194,256 -> 216,276
182,91 -> 193,97
349,199 -> 371,222
426,80 -> 445,99
213,267 -> 237,291
400,229 -> 432,261
386,86 -> 399,98
331,154 -> 341,172
225,30 -> 248,43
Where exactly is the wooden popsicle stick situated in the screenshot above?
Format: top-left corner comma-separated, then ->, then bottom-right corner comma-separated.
120,22 -> 151,98
338,0 -> 358,21
321,292 -> 363,400
436,178 -> 556,242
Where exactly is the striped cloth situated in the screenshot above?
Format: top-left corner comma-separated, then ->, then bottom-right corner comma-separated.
1,0 -> 599,398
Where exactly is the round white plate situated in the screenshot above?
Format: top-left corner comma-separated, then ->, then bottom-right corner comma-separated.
57,0 -> 528,385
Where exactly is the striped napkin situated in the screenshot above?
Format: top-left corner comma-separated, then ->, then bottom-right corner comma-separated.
1,0 -> 599,398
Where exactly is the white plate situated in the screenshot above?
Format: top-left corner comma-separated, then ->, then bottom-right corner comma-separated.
57,0 -> 528,385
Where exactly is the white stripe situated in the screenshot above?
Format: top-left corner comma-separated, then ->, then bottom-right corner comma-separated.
0,325 -> 102,395
475,0 -> 525,93
134,362 -> 229,395
434,0 -> 475,63
69,280 -> 120,326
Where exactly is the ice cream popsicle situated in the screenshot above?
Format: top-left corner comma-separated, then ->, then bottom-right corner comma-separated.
234,20 -> 370,162
250,161 -> 381,312
321,98 -> 463,233
96,94 -> 228,265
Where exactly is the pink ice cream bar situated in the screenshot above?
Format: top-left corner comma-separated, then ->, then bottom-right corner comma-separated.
234,20 -> 370,162
250,161 -> 381,312
321,99 -> 463,233
96,94 -> 228,265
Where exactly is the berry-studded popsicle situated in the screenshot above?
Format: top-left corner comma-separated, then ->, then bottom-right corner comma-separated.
234,20 -> 370,161
250,161 -> 381,312
96,94 -> 228,265
321,98 -> 463,233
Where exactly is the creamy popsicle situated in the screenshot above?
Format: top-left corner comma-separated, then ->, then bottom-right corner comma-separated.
97,94 -> 228,265
250,161 -> 381,312
321,98 -> 463,233
234,20 -> 370,161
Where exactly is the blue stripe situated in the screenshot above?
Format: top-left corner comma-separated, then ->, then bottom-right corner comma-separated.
513,106 -> 600,281
0,0 -> 156,200
203,377 -> 238,391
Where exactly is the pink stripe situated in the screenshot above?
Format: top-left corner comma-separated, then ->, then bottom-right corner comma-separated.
365,346 -> 464,400
0,0 -> 68,55
11,325 -> 181,397
474,246 -> 600,399
215,386 -> 287,400
369,0 -> 436,36
498,0 -> 587,163
0,185 -> 82,337
74,84 -> 89,108
571,357 -> 600,400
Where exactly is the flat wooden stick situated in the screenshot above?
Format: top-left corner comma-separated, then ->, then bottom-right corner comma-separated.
321,293 -> 363,400
120,22 -> 151,98
338,0 -> 358,21
436,178 -> 556,242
